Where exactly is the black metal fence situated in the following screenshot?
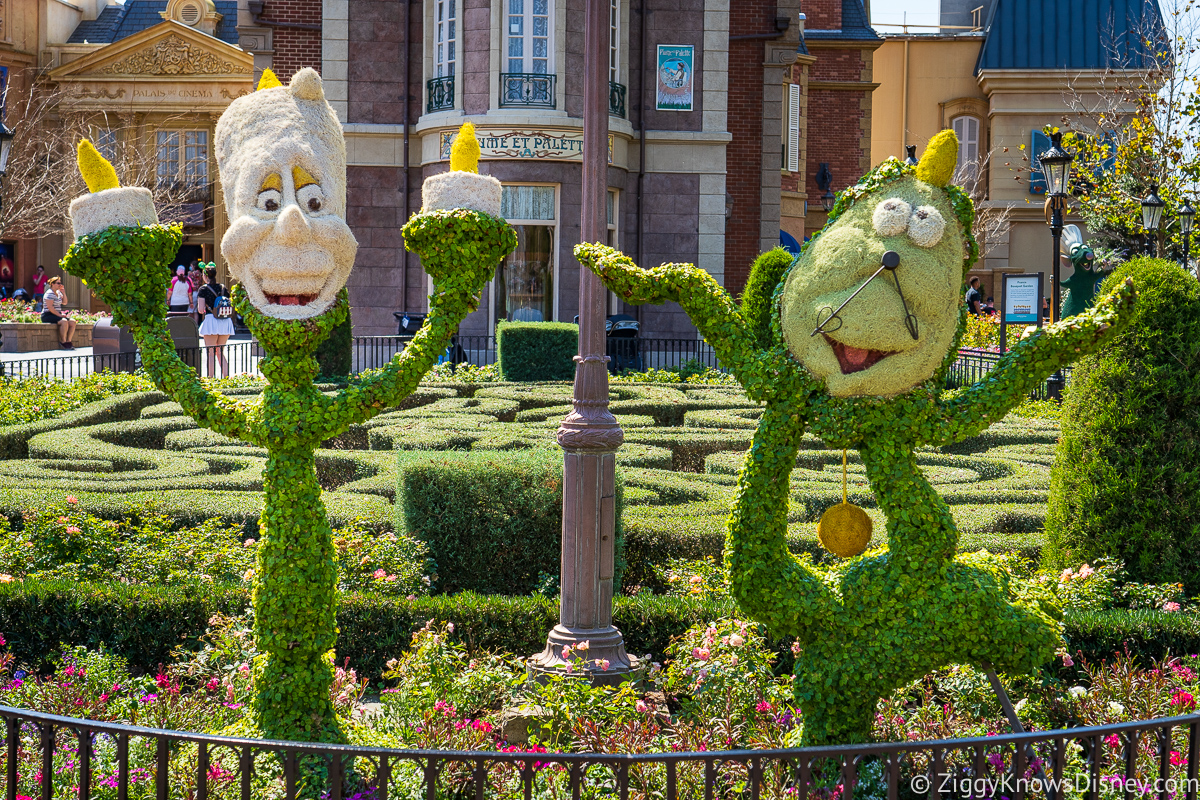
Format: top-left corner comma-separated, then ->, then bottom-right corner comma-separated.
0,341 -> 263,381
948,349 -> 1071,400
2,704 -> 1198,800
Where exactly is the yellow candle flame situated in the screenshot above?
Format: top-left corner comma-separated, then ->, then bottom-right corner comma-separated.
450,122 -> 481,174
257,68 -> 283,91
77,139 -> 120,193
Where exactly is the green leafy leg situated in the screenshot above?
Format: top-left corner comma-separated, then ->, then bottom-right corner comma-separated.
317,209 -> 517,435
933,277 -> 1136,445
574,243 -> 789,403
252,444 -> 342,744
859,441 -> 958,565
726,403 -> 838,642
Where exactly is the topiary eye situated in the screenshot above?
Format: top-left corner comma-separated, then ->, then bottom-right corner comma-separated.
256,189 -> 281,213
907,205 -> 945,248
873,198 -> 911,237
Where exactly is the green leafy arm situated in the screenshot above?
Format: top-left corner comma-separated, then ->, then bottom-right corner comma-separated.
931,276 -> 1136,446
726,402 -> 839,642
315,209 -> 516,436
574,243 -> 796,403
60,225 -> 251,438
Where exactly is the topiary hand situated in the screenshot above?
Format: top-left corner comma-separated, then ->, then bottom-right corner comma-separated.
61,224 -> 183,327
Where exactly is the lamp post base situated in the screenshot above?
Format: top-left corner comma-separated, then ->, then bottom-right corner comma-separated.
1046,371 -> 1065,401
528,624 -> 644,687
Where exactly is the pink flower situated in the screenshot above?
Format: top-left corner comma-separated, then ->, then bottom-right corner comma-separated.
1164,602 -> 1182,612
65,527 -> 81,535
243,539 -> 255,548
1060,568 -> 1075,582
635,700 -> 649,713
729,634 -> 745,647
599,659 -> 610,671
575,640 -> 590,652
1173,751 -> 1188,767
696,648 -> 711,661
756,701 -> 773,713
471,719 -> 492,732
1171,690 -> 1196,710
730,654 -> 739,666
206,678 -> 219,691
1104,734 -> 1120,748
238,664 -> 250,674
66,496 -> 78,505
791,640 -> 802,656
1077,564 -> 1095,579
561,645 -> 572,659
373,569 -> 387,579
1061,653 -> 1075,667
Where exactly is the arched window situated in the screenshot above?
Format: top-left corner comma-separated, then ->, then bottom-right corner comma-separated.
951,115 -> 980,188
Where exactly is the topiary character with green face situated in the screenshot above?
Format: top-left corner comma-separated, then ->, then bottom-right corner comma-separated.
575,129 -> 1136,745
60,70 -> 514,747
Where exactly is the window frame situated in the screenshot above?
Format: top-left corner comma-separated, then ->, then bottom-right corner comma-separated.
504,0 -> 554,75
951,114 -> 981,189
156,128 -> 209,191
607,188 -> 619,314
487,182 -> 560,334
434,0 -> 458,79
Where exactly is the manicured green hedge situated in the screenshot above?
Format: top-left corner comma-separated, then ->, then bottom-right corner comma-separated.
496,321 -> 578,381
397,449 -> 625,594
2,580 -> 1195,684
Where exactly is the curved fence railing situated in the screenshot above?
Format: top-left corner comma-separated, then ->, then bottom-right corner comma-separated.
2,705 -> 1198,800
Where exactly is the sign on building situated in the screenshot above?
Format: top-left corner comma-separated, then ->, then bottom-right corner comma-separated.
656,45 -> 694,112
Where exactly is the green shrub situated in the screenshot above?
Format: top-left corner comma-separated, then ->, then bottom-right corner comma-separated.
1045,258 -> 1200,592
496,321 -> 578,381
397,449 -> 624,595
0,372 -> 155,429
739,247 -> 795,350
316,311 -> 353,379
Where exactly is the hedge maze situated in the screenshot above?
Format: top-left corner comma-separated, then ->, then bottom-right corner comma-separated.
0,381 -> 1058,586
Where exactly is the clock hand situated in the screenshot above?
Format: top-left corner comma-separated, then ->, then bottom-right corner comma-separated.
884,259 -> 919,340
811,250 -> 902,337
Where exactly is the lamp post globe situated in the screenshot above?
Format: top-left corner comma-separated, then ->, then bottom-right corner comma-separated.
1180,197 -> 1195,272
1141,184 -> 1165,257
1038,131 -> 1073,198
820,189 -> 835,212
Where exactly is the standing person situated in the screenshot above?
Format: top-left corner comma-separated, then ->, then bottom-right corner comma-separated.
188,262 -> 204,322
166,265 -> 192,313
40,276 -> 76,350
965,276 -> 982,316
196,265 -> 235,377
31,265 -> 47,310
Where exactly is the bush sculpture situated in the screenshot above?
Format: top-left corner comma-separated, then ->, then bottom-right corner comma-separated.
575,129 -> 1137,745
59,71 -> 515,744
1046,257 -> 1200,591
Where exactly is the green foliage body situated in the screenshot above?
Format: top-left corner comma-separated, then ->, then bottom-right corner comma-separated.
397,449 -> 623,594
1046,258 -> 1200,591
739,247 -> 795,350
496,320 -> 578,381
58,211 -> 515,743
315,310 -> 354,380
575,157 -> 1137,745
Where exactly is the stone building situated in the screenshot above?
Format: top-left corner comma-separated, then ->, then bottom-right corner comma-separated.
329,0 -> 880,337
872,0 -> 1161,300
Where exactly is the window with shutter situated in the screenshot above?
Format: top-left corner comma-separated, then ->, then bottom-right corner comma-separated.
787,83 -> 801,173
951,115 -> 980,188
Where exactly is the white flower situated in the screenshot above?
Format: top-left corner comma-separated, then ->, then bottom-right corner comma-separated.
1068,686 -> 1088,699
1013,698 -> 1028,713
873,198 -> 911,237
1109,702 -> 1126,715
729,634 -> 745,647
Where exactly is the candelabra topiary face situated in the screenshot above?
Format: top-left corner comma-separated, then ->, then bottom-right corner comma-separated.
780,132 -> 974,398
215,68 -> 357,320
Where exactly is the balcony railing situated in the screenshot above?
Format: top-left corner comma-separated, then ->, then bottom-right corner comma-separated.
499,72 -> 556,108
609,81 -> 626,117
426,75 -> 454,113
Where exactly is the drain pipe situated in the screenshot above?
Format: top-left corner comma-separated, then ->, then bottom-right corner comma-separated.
635,0 -> 647,324
248,2 -> 322,30
401,0 -> 412,313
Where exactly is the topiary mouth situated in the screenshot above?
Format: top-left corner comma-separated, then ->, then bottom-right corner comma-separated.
824,335 -> 896,374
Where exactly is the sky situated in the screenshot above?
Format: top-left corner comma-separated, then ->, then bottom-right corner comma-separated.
869,0 -> 943,31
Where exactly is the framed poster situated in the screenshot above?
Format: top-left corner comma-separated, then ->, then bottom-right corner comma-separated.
0,241 -> 14,297
656,45 -> 694,111
998,272 -> 1044,353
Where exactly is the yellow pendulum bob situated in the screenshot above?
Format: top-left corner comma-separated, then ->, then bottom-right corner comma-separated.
817,449 -> 873,558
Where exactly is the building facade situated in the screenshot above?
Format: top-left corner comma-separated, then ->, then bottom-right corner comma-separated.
872,0 -> 1161,302
328,0 -> 880,337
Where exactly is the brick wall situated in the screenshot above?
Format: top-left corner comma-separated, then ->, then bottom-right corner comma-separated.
345,167 -> 408,334
260,1 -> 322,78
801,0 -> 841,30
627,2 -> 706,134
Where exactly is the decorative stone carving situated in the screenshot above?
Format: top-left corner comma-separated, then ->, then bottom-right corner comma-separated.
98,36 -> 252,76
69,88 -> 128,100
220,88 -> 251,100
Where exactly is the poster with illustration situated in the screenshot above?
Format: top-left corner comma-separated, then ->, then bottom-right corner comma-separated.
656,45 -> 694,111
0,242 -> 14,297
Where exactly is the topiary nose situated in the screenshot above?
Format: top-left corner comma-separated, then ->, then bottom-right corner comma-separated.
882,250 -> 901,270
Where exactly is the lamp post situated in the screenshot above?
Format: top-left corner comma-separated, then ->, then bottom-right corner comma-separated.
1181,197 -> 1195,272
815,163 -> 834,212
529,0 -> 634,685
904,145 -> 918,166
1140,184 -> 1165,257
1037,131 -> 1073,400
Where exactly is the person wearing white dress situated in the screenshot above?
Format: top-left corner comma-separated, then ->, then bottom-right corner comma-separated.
196,265 -> 236,378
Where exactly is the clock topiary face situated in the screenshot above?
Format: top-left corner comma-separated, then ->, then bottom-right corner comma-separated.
779,133 -> 974,398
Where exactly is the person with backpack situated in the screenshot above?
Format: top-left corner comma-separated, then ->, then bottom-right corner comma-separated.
196,264 -> 235,377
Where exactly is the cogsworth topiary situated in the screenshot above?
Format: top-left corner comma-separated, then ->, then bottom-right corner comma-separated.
575,129 -> 1137,745
60,69 -> 515,746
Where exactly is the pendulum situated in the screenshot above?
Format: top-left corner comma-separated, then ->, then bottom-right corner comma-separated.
816,449 -> 873,558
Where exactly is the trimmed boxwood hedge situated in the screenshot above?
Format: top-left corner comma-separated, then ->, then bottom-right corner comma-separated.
496,321 -> 579,381
1,580 -> 1195,685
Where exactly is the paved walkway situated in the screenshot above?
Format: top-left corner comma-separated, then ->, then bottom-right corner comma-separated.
1,334 -> 258,380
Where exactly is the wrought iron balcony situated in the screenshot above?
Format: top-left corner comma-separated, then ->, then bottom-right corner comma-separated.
427,76 -> 455,113
499,73 -> 556,109
609,81 -> 626,118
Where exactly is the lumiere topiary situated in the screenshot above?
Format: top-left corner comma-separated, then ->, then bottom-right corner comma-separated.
575,128 -> 1137,745
60,69 -> 515,746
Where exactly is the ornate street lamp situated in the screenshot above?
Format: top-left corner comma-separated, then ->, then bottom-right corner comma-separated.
1180,197 -> 1195,272
816,163 -> 835,212
1139,184 -> 1165,257
1037,130 -> 1073,400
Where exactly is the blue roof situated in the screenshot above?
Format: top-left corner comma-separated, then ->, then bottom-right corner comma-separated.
68,1 -> 239,46
976,0 -> 1164,71
804,0 -> 882,42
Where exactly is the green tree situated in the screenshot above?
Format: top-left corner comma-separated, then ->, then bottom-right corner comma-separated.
1046,257 -> 1200,591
